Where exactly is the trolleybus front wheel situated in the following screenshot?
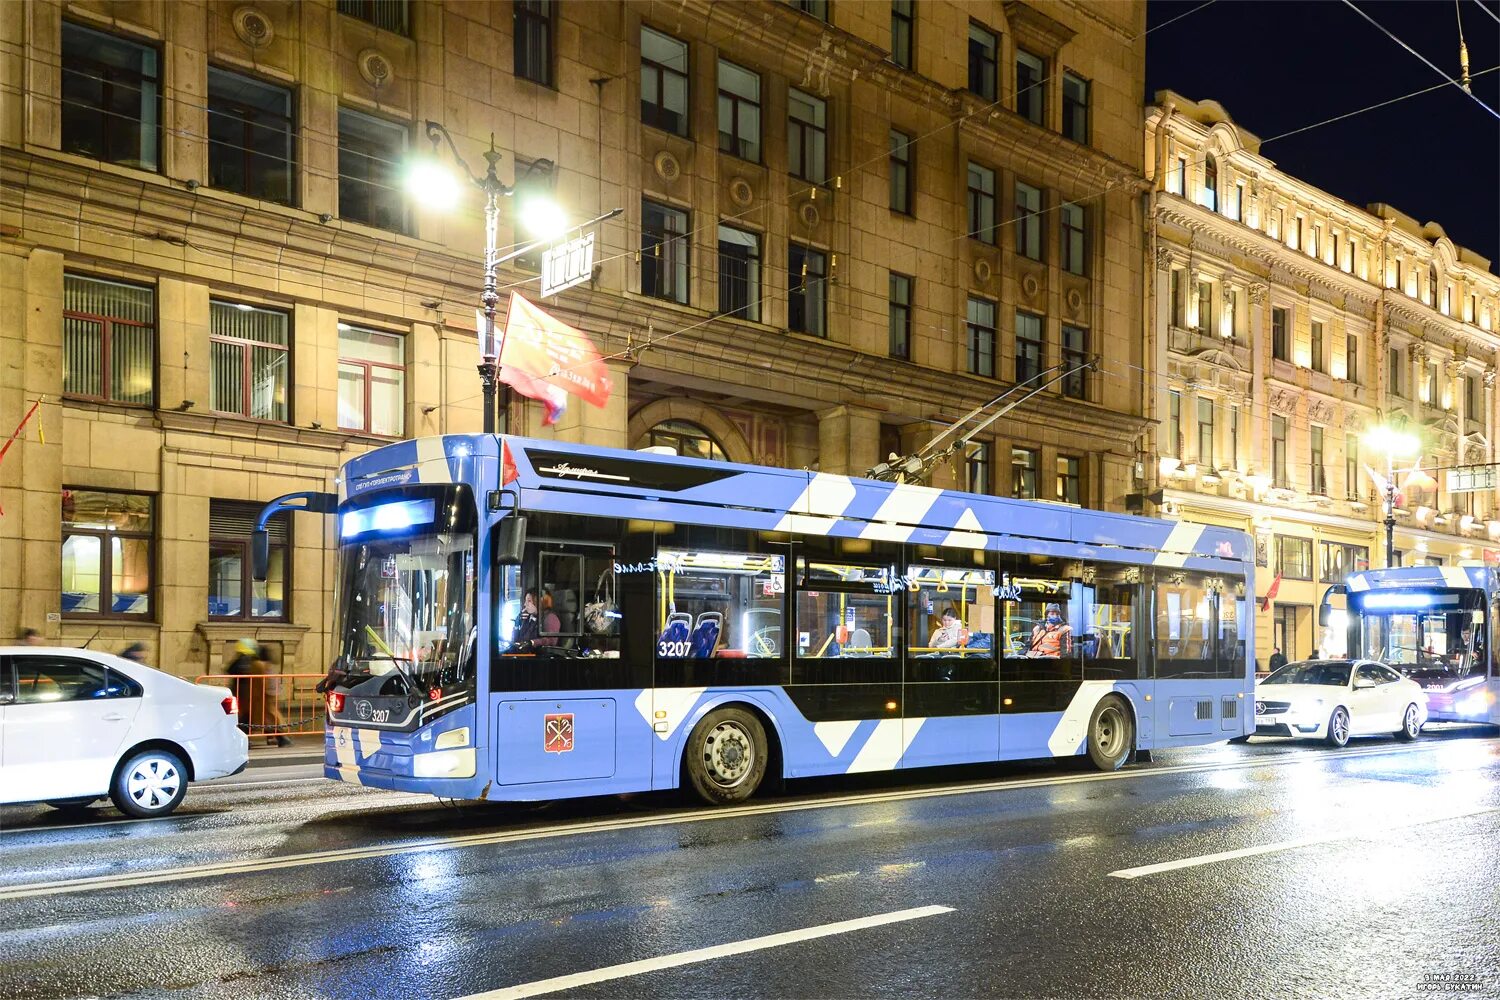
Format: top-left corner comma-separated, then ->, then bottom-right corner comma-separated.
684,707 -> 767,805
1086,696 -> 1134,771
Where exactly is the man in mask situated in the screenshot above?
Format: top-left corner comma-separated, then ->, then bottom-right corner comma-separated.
1028,602 -> 1073,657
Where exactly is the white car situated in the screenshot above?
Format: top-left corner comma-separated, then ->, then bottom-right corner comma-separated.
0,647 -> 249,817
1254,658 -> 1428,747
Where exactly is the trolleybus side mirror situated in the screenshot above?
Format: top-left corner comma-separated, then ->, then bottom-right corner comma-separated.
252,529 -> 270,582
1318,604 -> 1330,627
496,515 -> 528,566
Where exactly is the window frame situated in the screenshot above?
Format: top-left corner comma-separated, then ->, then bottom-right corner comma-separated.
337,324 -> 406,437
1015,310 -> 1043,384
966,295 -> 996,378
1015,181 -> 1043,261
888,271 -> 912,360
209,299 -> 292,423
207,65 -> 296,206
1061,71 -> 1089,144
1055,454 -> 1081,504
1010,446 -> 1039,499
1276,535 -> 1313,581
965,441 -> 992,495
1310,424 -> 1326,495
640,26 -> 691,138
62,272 -> 156,407
337,0 -> 410,35
513,0 -> 556,88
208,499 -> 290,622
890,0 -> 914,69
1346,331 -> 1359,383
717,59 -> 762,162
787,88 -> 828,184
60,488 -> 155,621
641,199 -> 691,305
788,242 -> 827,338
60,21 -> 162,173
1271,306 -> 1290,362
1015,48 -> 1045,126
1061,324 -> 1088,399
336,106 -> 410,234
967,21 -> 998,100
1272,413 -> 1289,489
889,129 -> 913,215
1311,320 -> 1326,373
967,162 -> 996,244
1197,396 -> 1215,469
1060,202 -> 1087,275
717,223 -> 761,322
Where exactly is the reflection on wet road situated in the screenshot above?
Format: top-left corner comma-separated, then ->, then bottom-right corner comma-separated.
2,729 -> 1496,999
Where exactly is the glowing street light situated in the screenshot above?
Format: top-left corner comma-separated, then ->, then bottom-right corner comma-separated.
409,122 -> 560,434
1365,422 -> 1422,567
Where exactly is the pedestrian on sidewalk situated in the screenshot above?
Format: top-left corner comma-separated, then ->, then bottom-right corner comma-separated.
251,644 -> 292,747
1268,646 -> 1288,672
226,638 -> 258,734
19,627 -> 42,646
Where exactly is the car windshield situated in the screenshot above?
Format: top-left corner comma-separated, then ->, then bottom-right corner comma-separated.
332,489 -> 477,695
1262,660 -> 1352,687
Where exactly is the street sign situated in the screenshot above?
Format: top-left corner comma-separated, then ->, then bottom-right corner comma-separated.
1445,465 -> 1497,494
540,233 -> 595,298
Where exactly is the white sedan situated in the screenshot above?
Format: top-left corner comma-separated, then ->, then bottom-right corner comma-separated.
1254,658 -> 1428,747
0,647 -> 249,817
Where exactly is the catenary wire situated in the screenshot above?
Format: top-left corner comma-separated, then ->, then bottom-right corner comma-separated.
1340,0 -> 1500,119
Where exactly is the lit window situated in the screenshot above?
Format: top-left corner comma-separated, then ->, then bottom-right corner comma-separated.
61,489 -> 153,618
63,274 -> 155,406
643,420 -> 726,461
210,300 -> 290,421
338,325 -> 405,436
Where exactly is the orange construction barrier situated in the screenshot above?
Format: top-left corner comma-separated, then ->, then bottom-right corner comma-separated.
196,672 -> 328,741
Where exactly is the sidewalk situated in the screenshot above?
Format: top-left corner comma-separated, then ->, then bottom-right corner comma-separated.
245,735 -> 324,768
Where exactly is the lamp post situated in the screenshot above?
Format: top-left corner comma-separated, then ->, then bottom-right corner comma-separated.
409,122 -> 562,434
1365,423 -> 1421,567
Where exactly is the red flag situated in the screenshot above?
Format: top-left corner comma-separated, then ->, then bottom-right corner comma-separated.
499,293 -> 612,417
1260,573 -> 1282,612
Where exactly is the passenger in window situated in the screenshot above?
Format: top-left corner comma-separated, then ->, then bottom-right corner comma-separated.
535,591 -> 562,647
1027,603 -> 1073,657
929,607 -> 969,649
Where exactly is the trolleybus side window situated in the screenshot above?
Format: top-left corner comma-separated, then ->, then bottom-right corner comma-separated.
904,554 -> 996,676
1154,570 -> 1241,678
1078,562 -> 1139,680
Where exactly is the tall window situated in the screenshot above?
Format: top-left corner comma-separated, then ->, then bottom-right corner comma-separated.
644,420 -> 726,461
1056,455 -> 1081,504
717,60 -> 761,161
1062,71 -> 1089,143
1011,447 -> 1039,499
1061,203 -> 1087,275
61,22 -> 160,172
967,162 -> 995,244
1170,269 -> 1185,327
965,441 -> 991,494
1229,405 -> 1240,467
1272,414 -> 1289,489
1061,325 -> 1088,399
1271,306 -> 1290,362
1309,225 -> 1320,259
337,324 -> 405,436
514,1 -> 555,87
890,0 -> 914,69
968,22 -> 998,99
889,130 -> 913,214
1465,373 -> 1483,433
1224,287 -> 1239,340
61,489 -> 152,618
207,68 -> 294,205
1196,280 -> 1212,333
1203,155 -> 1218,212
1276,535 -> 1313,581
1426,358 -> 1439,405
338,108 -> 408,233
642,200 -> 689,304
1310,425 -> 1326,494
966,296 -> 996,377
1230,180 -> 1245,221
1346,332 -> 1359,383
337,0 -> 409,34
888,272 -> 912,359
787,89 -> 827,183
1015,311 -> 1043,384
717,224 -> 760,321
1345,433 -> 1359,499
1015,182 -> 1042,260
641,27 -> 690,136
1311,321 -> 1326,373
209,499 -> 287,621
788,243 -> 826,337
1197,397 -> 1215,468
63,274 -> 154,405
1168,390 -> 1182,457
1389,346 -> 1404,397
210,300 -> 290,421
1015,49 -> 1045,125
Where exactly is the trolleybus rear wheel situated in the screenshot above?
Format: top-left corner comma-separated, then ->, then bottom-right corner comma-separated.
684,707 -> 767,805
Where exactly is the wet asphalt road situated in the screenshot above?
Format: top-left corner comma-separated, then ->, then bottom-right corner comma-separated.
1,730 -> 1498,1000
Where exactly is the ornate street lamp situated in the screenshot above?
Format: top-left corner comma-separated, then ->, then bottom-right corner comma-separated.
407,123 -> 563,434
1365,422 -> 1421,567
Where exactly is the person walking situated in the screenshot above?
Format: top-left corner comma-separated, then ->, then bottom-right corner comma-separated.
19,627 -> 43,646
250,644 -> 292,747
1268,646 -> 1288,672
226,638 -> 258,734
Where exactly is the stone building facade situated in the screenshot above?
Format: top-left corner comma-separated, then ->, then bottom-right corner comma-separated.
1146,93 -> 1500,663
1,0 -> 1148,675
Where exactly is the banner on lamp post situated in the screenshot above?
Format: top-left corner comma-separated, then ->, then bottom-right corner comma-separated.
540,233 -> 595,299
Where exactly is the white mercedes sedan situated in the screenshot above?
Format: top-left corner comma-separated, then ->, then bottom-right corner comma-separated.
1254,659 -> 1428,747
0,647 -> 249,817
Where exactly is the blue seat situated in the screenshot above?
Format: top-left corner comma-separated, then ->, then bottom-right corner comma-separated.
656,615 -> 691,657
689,613 -> 722,658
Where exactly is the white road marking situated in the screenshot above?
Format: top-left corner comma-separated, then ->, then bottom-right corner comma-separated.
460,905 -> 955,1000
1108,805 -> 1500,880
0,739 -> 1489,899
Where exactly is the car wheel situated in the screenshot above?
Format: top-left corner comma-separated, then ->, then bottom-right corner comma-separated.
1395,703 -> 1422,742
1324,706 -> 1351,748
110,748 -> 188,818
1087,695 -> 1134,771
44,797 -> 100,812
683,707 -> 767,806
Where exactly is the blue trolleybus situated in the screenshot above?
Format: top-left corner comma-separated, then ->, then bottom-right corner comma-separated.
1337,566 -> 1500,727
256,434 -> 1255,805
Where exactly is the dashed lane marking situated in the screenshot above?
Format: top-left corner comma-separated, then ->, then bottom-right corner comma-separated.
458,905 -> 956,999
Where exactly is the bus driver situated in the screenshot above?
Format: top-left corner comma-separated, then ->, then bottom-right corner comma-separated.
1027,603 -> 1073,657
